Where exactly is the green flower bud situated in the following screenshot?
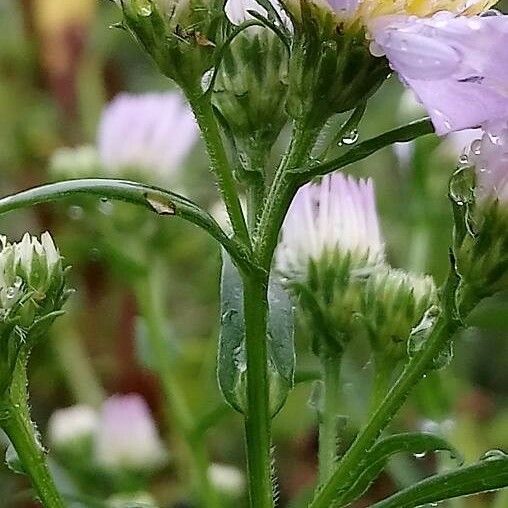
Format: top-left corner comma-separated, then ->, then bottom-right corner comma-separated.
360,267 -> 437,363
283,1 -> 389,127
114,0 -> 224,88
0,233 -> 70,395
212,28 -> 289,172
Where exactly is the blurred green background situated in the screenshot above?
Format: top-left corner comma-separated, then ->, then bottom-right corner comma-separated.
0,1 -> 506,506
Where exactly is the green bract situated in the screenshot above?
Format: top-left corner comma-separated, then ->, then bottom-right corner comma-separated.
283,2 -> 389,127
213,28 -> 289,173
115,0 -> 225,88
361,267 -> 437,363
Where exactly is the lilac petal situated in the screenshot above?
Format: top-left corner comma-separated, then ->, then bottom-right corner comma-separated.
326,0 -> 359,17
369,13 -> 508,134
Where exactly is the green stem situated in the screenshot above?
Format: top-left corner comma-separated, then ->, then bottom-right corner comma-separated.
135,266 -> 219,508
242,272 -> 273,508
52,317 -> 105,408
1,352 -> 64,507
185,89 -> 250,247
256,121 -> 322,267
369,358 -> 394,414
310,314 -> 460,508
318,352 -> 343,484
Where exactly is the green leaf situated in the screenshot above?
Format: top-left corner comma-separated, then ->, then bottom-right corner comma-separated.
217,250 -> 246,413
339,432 -> 462,506
295,118 -> 434,181
0,178 -> 250,272
5,443 -> 25,475
217,252 -> 295,415
369,451 -> 508,508
267,273 -> 295,415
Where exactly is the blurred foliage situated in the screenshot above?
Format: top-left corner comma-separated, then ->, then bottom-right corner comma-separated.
0,1 -> 507,507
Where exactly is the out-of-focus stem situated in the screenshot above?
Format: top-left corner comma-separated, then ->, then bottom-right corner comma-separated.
135,264 -> 219,508
52,317 -> 105,408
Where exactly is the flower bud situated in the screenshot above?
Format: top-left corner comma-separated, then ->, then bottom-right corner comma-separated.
94,394 -> 167,471
208,463 -> 246,497
49,145 -> 100,180
283,0 -> 389,126
114,0 -> 223,88
360,267 -> 437,363
277,173 -> 384,353
0,233 -> 69,394
48,404 -> 98,449
212,28 -> 289,172
451,122 -> 508,312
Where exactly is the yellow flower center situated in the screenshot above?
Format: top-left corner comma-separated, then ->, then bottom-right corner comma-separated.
359,0 -> 497,19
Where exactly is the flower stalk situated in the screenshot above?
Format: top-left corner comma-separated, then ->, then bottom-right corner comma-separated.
1,351 -> 65,508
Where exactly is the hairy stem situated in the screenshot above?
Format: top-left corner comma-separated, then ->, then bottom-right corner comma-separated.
186,89 -> 250,247
318,352 -> 343,484
1,352 -> 64,508
242,271 -> 273,508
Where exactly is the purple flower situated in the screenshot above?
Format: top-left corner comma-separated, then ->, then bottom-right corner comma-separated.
97,92 -> 198,183
94,394 -> 167,470
369,11 -> 508,134
277,173 -> 384,278
468,121 -> 508,202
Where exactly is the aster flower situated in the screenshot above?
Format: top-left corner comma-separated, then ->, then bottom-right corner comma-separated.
277,173 -> 384,279
369,10 -> 508,135
94,394 -> 167,471
97,92 -> 198,185
278,173 -> 384,353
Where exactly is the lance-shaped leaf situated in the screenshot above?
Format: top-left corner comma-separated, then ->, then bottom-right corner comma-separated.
294,118 -> 434,181
0,179 -> 250,272
339,432 -> 462,506
217,252 -> 295,415
369,451 -> 508,508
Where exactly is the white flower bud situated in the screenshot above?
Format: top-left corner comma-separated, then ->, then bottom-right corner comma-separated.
48,405 -> 99,448
208,463 -> 246,497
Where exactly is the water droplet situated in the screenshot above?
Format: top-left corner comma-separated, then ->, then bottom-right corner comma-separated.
136,0 -> 153,16
413,451 -> 426,459
13,276 -> 22,289
68,205 -> 84,220
99,200 -> 114,215
480,449 -> 506,461
408,306 -> 440,358
341,129 -> 359,146
471,139 -> 482,155
5,287 -> 17,299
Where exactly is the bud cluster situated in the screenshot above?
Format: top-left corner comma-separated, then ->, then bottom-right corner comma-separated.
0,233 -> 69,394
278,173 -> 437,363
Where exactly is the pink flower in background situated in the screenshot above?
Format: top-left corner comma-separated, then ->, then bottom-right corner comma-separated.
277,173 -> 384,277
95,394 -> 167,470
98,92 -> 198,183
